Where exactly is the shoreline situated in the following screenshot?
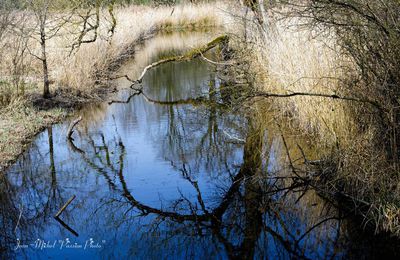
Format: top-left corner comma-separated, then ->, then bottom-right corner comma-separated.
0,26 -> 222,174
0,86 -> 110,174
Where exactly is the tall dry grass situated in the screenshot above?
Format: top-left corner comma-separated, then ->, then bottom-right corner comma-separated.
0,1 -> 230,171
0,2 -> 229,105
226,3 -> 400,235
53,3 -> 227,94
245,16 -> 361,145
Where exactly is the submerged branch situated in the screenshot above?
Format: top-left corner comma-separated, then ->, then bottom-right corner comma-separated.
222,130 -> 245,144
141,92 -> 227,109
54,217 -> 79,237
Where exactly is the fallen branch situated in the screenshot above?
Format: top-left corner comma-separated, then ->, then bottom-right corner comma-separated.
67,116 -> 82,140
136,57 -> 177,83
108,87 -> 226,108
55,195 -> 76,218
134,35 -> 228,84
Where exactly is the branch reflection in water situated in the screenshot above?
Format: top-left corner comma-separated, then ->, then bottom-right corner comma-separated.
2,32 -> 400,259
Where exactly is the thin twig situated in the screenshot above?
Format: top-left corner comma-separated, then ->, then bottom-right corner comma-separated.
250,91 -> 385,111
54,195 -> 76,218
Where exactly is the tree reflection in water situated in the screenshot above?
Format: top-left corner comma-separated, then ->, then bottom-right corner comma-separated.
65,79 -> 341,259
2,32 -> 400,259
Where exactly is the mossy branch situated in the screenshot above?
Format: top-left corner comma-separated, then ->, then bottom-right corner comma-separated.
134,35 -> 228,84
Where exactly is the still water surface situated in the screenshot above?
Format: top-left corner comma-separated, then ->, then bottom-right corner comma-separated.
2,32 -> 400,259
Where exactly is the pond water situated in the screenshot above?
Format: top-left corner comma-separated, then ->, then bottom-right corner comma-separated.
2,32 -> 400,259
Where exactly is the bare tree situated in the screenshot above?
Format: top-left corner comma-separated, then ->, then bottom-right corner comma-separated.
22,0 -> 66,98
19,0 -> 118,98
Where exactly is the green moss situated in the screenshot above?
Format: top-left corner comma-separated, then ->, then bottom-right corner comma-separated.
181,35 -> 228,59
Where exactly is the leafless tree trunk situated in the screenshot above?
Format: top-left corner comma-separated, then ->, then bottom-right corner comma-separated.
39,17 -> 50,98
25,0 -> 53,98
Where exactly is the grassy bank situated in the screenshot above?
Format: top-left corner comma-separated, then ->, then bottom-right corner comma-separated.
0,99 -> 66,172
0,2 -> 227,173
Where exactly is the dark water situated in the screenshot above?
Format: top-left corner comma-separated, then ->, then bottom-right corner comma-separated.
1,32 -> 400,259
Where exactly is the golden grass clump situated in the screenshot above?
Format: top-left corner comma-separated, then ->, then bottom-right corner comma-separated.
226,4 -> 400,235
259,23 -> 358,143
225,4 -> 361,146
